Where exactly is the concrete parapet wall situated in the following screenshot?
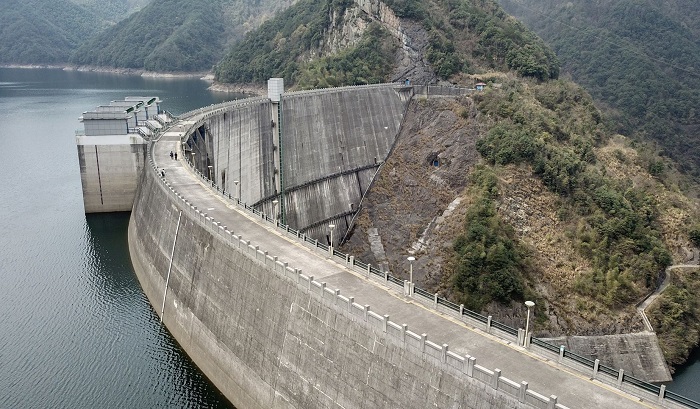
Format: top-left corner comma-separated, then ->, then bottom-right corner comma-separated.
129,164 -> 566,409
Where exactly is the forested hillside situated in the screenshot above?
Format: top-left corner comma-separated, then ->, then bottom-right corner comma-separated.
71,0 -> 296,72
0,0 -> 104,64
71,0 -> 151,24
498,0 -> 700,177
215,0 -> 560,87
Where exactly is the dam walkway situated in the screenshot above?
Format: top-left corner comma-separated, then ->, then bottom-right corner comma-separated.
151,120 -> 664,409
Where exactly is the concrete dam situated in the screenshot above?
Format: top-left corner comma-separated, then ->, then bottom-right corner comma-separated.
118,82 -> 687,409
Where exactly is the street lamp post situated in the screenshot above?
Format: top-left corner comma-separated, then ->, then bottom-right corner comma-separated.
272,199 -> 279,226
525,300 -> 535,346
329,224 -> 336,257
407,256 -> 415,296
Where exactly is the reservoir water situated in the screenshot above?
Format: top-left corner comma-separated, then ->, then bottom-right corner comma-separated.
1,67 -> 699,407
0,68 -> 236,408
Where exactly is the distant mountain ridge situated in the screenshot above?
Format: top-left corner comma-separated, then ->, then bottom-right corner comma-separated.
498,0 -> 700,176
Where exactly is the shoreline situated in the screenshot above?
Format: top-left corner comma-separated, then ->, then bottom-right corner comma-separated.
1,64 -> 264,96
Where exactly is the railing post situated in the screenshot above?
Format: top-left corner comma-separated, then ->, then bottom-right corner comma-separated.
547,395 -> 557,409
401,324 -> 408,343
383,315 -> 389,332
334,289 -> 340,305
486,316 -> 492,333
347,296 -> 354,313
593,359 -> 600,379
559,345 -> 565,363
466,356 -> 475,377
364,305 -> 370,321
434,293 -> 438,310
308,275 -> 314,292
421,334 -> 427,353
367,263 -> 371,278
658,384 -> 666,404
442,344 -> 448,363
617,369 -> 624,387
492,369 -> 501,389
519,381 -> 528,402
320,282 -> 326,299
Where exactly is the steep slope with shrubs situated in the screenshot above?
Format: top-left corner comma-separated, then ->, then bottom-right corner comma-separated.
343,76 -> 700,365
214,0 -> 560,87
498,0 -> 700,177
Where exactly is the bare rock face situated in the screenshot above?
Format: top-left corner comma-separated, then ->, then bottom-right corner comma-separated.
314,0 -> 436,83
342,96 -> 480,285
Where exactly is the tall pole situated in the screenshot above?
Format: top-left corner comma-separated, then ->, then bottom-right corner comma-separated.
329,224 -> 335,257
525,300 -> 535,345
407,256 -> 415,296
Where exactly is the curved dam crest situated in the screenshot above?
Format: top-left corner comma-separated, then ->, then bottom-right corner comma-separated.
128,83 -> 673,409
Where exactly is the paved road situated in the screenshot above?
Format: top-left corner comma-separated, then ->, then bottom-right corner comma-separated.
638,264 -> 700,331
152,123 -> 659,409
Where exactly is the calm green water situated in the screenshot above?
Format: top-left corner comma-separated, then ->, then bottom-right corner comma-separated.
0,68 -> 236,408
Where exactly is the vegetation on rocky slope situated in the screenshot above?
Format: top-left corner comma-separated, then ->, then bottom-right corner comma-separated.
472,80 -> 672,309
648,269 -> 700,369
498,0 -> 700,177
215,0 -> 559,86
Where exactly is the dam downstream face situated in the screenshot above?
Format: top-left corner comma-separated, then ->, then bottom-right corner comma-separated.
0,68 -> 236,408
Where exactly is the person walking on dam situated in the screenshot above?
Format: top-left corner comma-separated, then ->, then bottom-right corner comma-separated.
170,151 -> 174,159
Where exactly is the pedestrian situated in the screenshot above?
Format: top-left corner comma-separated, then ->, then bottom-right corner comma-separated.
174,152 -> 178,160
161,169 -> 165,177
170,151 -> 173,159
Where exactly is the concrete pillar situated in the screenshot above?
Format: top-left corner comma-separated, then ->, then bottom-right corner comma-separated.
348,296 -> 354,312
401,324 -> 407,343
658,384 -> 666,404
442,344 -> 448,363
487,316 -> 492,333
321,282 -> 326,298
434,293 -> 439,310
593,359 -> 600,379
421,334 -> 427,353
467,356 -> 475,377
334,289 -> 340,305
559,345 -> 565,363
367,263 -> 371,278
517,328 -> 524,347
519,381 -> 528,402
492,369 -> 501,389
525,332 -> 532,349
364,305 -> 370,321
547,395 -> 557,409
459,304 -> 464,317
617,369 -> 624,387
383,315 -> 389,332
349,256 -> 354,267
308,275 -> 314,291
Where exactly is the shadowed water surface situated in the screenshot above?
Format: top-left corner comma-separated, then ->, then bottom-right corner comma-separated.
0,67 -> 237,408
